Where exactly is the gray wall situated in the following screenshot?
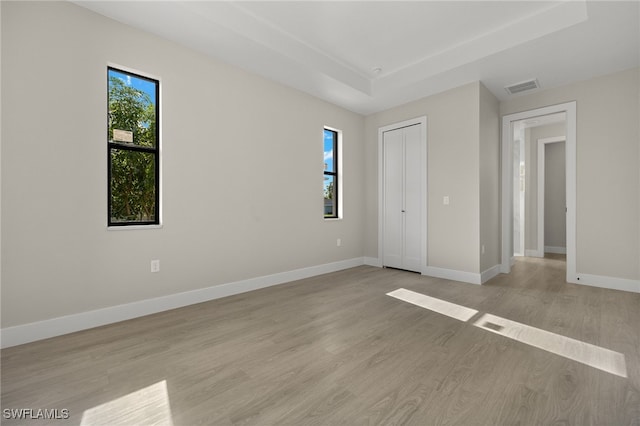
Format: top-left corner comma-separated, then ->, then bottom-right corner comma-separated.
502,67 -> 640,280
545,142 -> 566,249
1,2 -> 366,327
524,123 -> 566,251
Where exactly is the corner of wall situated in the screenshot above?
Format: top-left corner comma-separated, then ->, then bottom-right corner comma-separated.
479,81 -> 501,272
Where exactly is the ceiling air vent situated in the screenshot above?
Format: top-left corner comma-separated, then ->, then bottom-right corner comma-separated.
504,79 -> 540,95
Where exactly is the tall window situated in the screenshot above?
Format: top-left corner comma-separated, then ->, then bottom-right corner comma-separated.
323,128 -> 339,218
107,67 -> 159,226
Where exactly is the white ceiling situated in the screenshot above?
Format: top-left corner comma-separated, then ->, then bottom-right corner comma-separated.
75,1 -> 640,115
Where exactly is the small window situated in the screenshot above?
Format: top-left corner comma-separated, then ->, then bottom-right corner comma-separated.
107,67 -> 160,226
323,128 -> 339,218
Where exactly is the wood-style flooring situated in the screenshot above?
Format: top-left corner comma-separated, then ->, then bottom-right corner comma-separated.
2,255 -> 640,425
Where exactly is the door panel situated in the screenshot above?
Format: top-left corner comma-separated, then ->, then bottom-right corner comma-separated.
403,124 -> 422,272
383,128 -> 404,269
382,124 -> 423,273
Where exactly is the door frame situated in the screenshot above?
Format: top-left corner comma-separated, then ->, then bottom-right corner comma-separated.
537,136 -> 566,257
501,102 -> 577,283
514,136 -> 526,257
378,116 -> 428,273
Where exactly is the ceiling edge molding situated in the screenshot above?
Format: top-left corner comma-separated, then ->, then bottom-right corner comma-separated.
179,1 -> 372,96
373,0 -> 588,95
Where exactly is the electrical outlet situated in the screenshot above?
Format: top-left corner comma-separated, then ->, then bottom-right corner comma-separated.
151,259 -> 160,273
482,245 -> 486,254
443,196 -> 450,205
337,238 -> 342,247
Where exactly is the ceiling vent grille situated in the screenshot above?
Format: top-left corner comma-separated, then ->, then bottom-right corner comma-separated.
505,79 -> 540,95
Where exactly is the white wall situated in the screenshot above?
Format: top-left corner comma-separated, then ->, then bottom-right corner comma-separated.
4,2 -> 637,339
1,1 -> 365,328
479,83 -> 501,272
501,67 -> 640,280
365,83 -> 479,274
0,1 -> 3,304
364,82 -> 500,278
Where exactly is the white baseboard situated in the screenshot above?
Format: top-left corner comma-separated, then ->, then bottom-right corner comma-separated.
0,257 -> 365,349
364,256 -> 382,267
500,257 -> 515,274
365,258 -> 498,286
481,264 -> 502,284
525,249 -> 544,258
423,266 -> 482,285
575,273 -> 640,294
544,246 -> 567,254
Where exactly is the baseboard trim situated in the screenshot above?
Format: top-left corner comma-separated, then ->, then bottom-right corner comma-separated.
0,257 -> 365,348
575,273 -> 640,294
423,266 -> 482,285
525,249 -> 544,258
364,258 -> 497,286
500,257 -> 515,273
544,246 -> 567,254
481,264 -> 501,284
364,256 -> 382,267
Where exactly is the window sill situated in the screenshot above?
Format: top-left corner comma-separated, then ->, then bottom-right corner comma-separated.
107,224 -> 163,231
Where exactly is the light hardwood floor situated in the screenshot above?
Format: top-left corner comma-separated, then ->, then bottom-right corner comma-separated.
2,256 -> 639,425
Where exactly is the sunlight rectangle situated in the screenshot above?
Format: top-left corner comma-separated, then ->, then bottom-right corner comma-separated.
386,288 -> 627,379
386,288 -> 478,322
473,313 -> 627,378
81,380 -> 173,425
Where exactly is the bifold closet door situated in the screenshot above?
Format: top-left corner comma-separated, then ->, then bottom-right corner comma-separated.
383,124 -> 422,273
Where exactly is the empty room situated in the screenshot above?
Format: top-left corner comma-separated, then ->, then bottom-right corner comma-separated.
1,1 -> 639,425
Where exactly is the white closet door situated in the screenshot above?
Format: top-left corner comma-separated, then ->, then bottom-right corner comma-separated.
383,128 -> 404,269
402,124 -> 422,272
383,124 -> 423,273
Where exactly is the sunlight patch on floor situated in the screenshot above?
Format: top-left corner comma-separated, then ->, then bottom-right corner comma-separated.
81,380 -> 173,426
387,288 -> 627,378
473,313 -> 627,377
386,288 -> 479,321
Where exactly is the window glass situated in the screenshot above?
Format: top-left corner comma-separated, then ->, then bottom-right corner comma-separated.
108,67 -> 160,226
323,128 -> 338,218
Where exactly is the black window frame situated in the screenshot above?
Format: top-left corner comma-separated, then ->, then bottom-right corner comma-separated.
107,67 -> 160,227
323,128 -> 339,219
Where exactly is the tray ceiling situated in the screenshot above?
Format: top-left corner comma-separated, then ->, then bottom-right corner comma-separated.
75,1 -> 640,115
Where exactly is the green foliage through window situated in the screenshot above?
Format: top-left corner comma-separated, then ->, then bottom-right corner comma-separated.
324,129 -> 338,218
108,68 -> 159,225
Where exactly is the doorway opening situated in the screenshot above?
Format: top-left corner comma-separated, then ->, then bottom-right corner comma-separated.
510,113 -> 566,259
501,102 -> 577,283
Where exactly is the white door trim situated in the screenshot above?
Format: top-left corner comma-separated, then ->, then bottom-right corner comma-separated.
501,102 -> 577,283
537,136 -> 566,257
378,116 -> 428,273
515,137 -> 525,257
